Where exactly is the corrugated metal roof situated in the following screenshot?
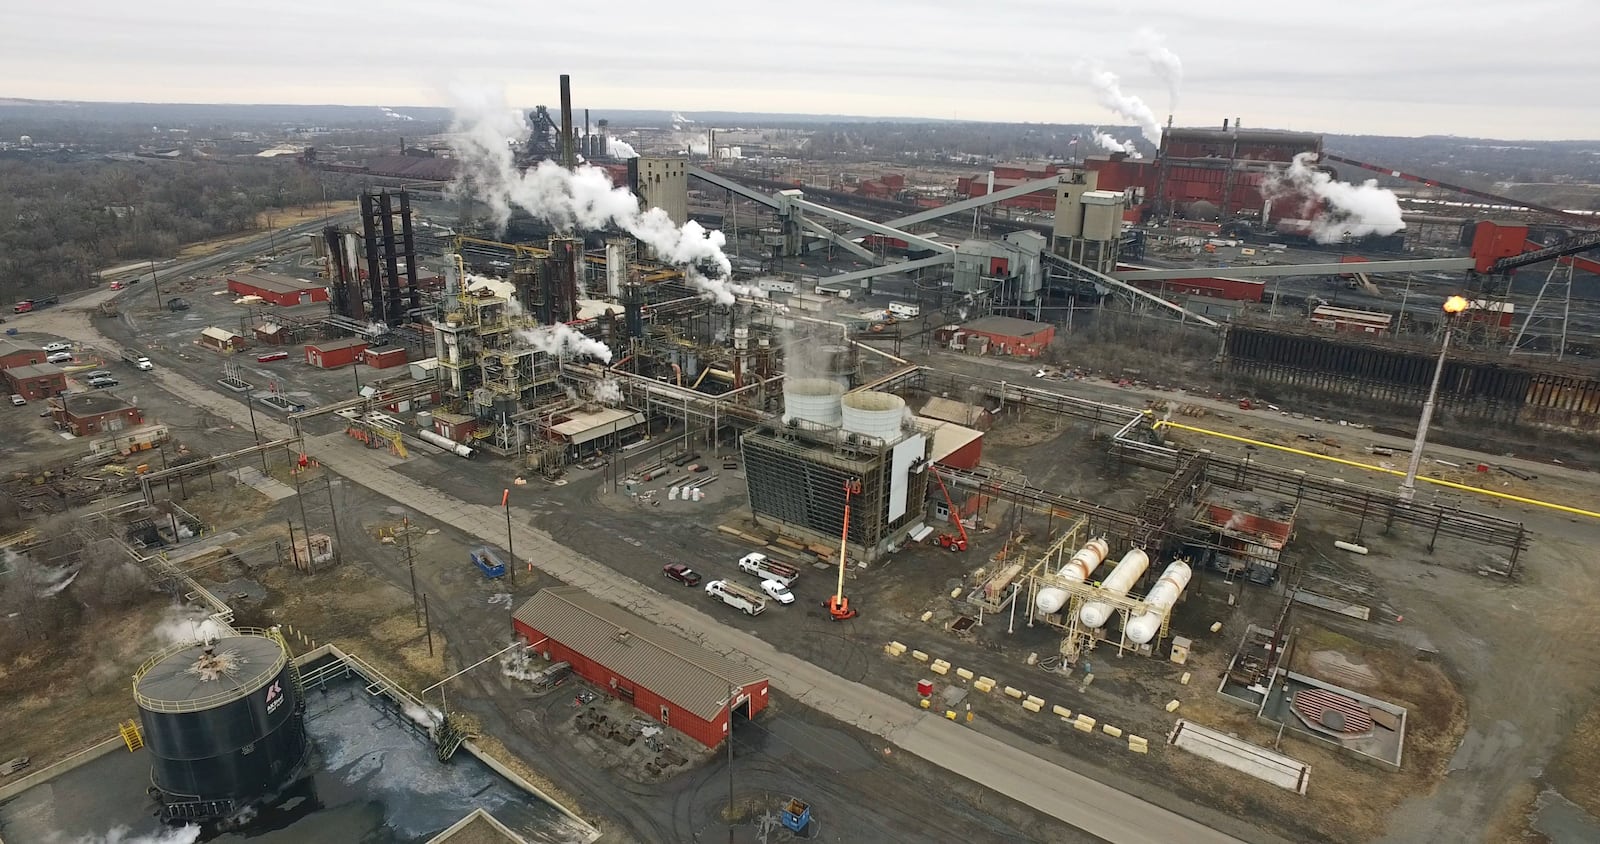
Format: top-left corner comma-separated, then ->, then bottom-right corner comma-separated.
201,327 -> 240,343
550,408 -> 644,445
919,397 -> 987,427
962,315 -> 1052,338
513,587 -> 766,721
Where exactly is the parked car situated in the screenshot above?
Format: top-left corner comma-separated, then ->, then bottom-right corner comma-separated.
87,376 -> 118,389
9,395 -> 24,407
43,342 -> 70,353
663,563 -> 702,586
46,351 -> 73,364
760,579 -> 796,605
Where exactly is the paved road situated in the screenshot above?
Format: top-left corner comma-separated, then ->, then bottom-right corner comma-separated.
56,330 -> 1240,844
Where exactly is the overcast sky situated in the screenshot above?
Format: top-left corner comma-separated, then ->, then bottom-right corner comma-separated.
2,0 -> 1596,139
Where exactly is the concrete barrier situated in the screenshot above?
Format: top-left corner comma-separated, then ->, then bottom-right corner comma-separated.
1166,699 -> 1182,712
1052,705 -> 1072,719
911,650 -> 930,662
1103,725 -> 1123,738
930,660 -> 950,676
1003,686 -> 1024,699
973,678 -> 995,693
1024,695 -> 1045,708
885,641 -> 907,656
1073,715 -> 1096,733
955,667 -> 974,681
1022,699 -> 1042,713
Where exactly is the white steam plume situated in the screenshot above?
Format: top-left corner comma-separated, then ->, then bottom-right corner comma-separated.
447,87 -> 744,305
1090,129 -> 1142,158
154,606 -> 227,645
514,322 -> 613,363
71,825 -> 202,844
1132,29 -> 1183,112
1076,60 -> 1163,146
607,138 -> 639,159
589,377 -> 623,405
1262,153 -> 1405,244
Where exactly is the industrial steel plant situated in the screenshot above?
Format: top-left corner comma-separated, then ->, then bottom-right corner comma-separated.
2,62 -> 1599,844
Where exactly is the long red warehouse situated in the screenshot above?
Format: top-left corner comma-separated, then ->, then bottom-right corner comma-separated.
512,587 -> 769,748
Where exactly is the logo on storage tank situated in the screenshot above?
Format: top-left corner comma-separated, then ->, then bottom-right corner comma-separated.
265,680 -> 284,714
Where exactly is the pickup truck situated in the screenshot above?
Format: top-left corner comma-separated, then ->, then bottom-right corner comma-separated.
120,350 -> 153,371
705,580 -> 767,616
738,552 -> 799,586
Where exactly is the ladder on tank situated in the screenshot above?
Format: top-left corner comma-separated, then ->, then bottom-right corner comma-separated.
266,626 -> 308,715
119,720 -> 144,752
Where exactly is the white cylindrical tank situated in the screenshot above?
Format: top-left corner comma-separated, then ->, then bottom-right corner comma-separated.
840,391 -> 905,440
1080,548 -> 1150,629
1126,560 -> 1193,644
782,378 -> 844,428
1034,537 -> 1111,614
417,428 -> 474,459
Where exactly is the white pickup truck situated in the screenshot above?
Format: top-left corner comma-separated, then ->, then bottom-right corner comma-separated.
738,552 -> 799,586
706,580 -> 767,616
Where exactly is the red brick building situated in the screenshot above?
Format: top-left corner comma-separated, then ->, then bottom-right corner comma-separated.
957,316 -> 1056,358
0,339 -> 48,371
305,338 -> 368,369
4,363 -> 67,400
228,272 -> 329,307
513,587 -> 768,748
363,346 -> 408,369
52,392 -> 143,436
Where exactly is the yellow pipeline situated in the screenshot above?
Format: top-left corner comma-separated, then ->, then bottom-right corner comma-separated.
1151,419 -> 1600,521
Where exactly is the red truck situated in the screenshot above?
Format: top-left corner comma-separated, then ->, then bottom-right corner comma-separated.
13,295 -> 59,314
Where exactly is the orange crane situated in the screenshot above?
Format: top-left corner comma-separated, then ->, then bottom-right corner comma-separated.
826,478 -> 862,621
930,467 -> 969,552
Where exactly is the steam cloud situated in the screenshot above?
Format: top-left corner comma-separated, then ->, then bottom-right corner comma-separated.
513,322 -> 613,363
606,138 -> 639,159
1090,129 -> 1142,158
1263,153 -> 1405,244
1132,29 -> 1183,112
154,606 -> 227,645
70,825 -> 201,844
446,88 -> 744,305
589,378 -> 623,405
1076,59 -> 1163,146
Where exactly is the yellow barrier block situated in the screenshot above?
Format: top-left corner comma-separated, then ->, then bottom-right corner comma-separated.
955,667 -> 974,681
885,642 -> 907,656
912,650 -> 930,662
919,698 -> 931,709
1103,724 -> 1123,738
1022,699 -> 1043,713
1129,740 -> 1149,753
1073,716 -> 1095,733
1180,671 -> 1191,685
1003,686 -> 1025,699
930,661 -> 950,676
920,611 -> 934,622
1127,734 -> 1147,747
1165,699 -> 1181,713
1209,622 -> 1223,633
1024,695 -> 1045,708
977,676 -> 995,687
973,679 -> 995,693
950,587 -> 962,598
945,710 -> 958,721
1052,705 -> 1072,719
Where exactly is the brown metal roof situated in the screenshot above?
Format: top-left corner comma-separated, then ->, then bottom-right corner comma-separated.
513,587 -> 766,721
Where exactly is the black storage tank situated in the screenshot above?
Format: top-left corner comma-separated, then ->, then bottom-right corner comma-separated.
134,630 -> 308,818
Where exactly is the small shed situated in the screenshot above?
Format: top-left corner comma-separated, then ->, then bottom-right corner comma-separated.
305,338 -> 369,369
919,396 -> 993,430
364,346 -> 408,369
919,417 -> 985,470
431,411 -> 477,443
4,363 -> 67,400
551,408 -> 645,455
198,327 -> 247,352
254,323 -> 287,345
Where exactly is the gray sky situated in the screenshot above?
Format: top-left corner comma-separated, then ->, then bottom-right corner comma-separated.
2,0 -> 1596,139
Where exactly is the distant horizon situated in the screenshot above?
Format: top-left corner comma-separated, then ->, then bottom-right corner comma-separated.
2,96 -> 1598,145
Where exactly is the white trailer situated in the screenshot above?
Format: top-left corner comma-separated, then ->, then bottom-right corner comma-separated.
705,580 -> 768,616
888,301 -> 921,320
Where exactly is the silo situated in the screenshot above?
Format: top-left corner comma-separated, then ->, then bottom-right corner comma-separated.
782,378 -> 844,428
841,391 -> 906,441
134,631 -> 308,819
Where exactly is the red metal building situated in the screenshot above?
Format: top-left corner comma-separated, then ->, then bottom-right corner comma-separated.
228,272 -> 330,307
956,164 -> 1063,213
305,338 -> 369,369
957,315 -> 1056,357
513,587 -> 769,748
363,346 -> 408,369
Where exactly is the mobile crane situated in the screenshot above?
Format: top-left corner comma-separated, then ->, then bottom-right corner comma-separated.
930,467 -> 969,552
825,478 -> 861,621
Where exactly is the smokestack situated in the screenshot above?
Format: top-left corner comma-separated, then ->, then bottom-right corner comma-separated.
584,109 -> 591,157
1221,118 -> 1228,130
559,74 -> 575,169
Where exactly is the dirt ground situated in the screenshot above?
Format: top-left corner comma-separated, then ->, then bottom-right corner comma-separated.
175,201 -> 358,259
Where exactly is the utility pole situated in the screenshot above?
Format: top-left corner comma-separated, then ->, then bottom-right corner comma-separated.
727,684 -> 737,844
323,475 -> 344,565
403,516 -> 420,625
149,260 -> 163,309
502,488 -> 517,585
247,396 -> 268,473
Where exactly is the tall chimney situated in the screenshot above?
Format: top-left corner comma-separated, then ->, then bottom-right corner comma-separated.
559,74 -> 575,169
584,108 -> 591,157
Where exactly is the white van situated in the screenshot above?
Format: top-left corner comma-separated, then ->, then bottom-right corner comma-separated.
888,301 -> 920,320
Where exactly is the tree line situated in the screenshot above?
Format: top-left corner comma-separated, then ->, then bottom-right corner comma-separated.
0,157 -> 338,302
